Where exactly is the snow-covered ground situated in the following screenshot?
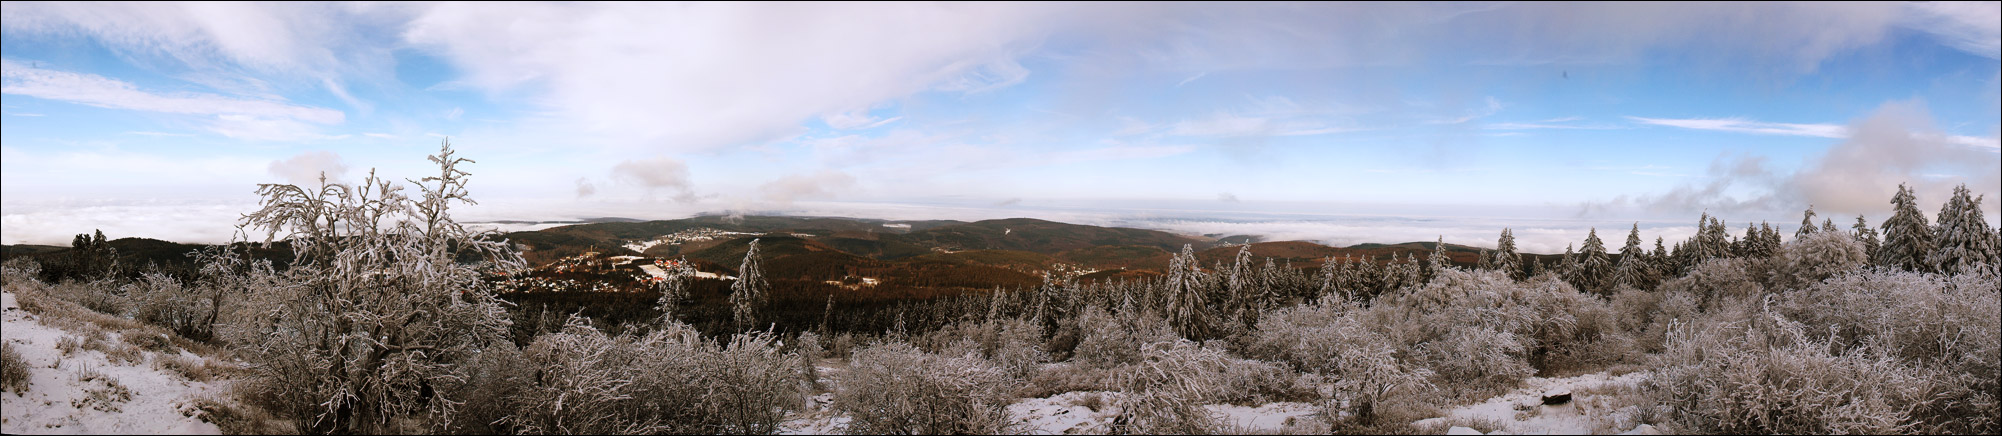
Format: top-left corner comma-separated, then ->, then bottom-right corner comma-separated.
779,386 -> 1318,435
1416,371 -> 1658,435
1,290 -> 229,435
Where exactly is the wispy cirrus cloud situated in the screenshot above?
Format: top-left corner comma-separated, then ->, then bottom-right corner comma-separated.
1629,115 -> 1999,150
1486,116 -> 1622,131
1627,116 -> 1846,138
1168,112 -> 1361,137
1901,1 -> 2001,59
1,59 -> 345,141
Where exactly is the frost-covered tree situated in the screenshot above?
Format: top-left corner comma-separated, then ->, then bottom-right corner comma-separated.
1929,184 -> 1999,275
1558,243 -> 1578,280
1476,247 -> 1494,271
1426,236 -> 1450,281
1879,184 -> 1937,272
1651,237 -> 1674,278
732,239 -> 771,331
1162,244 -> 1218,340
1224,245 -> 1256,327
1577,228 -> 1612,295
1355,256 -> 1384,300
1852,215 -> 1881,261
1820,218 -> 1839,234
1688,213 -> 1732,262
1796,205 -> 1820,240
655,257 -> 698,323
1313,255 -> 1340,301
1612,223 -> 1652,290
1493,228 -> 1523,281
1758,222 -> 1783,257
233,140 -> 522,434
1256,258 -> 1285,310
1389,253 -> 1421,292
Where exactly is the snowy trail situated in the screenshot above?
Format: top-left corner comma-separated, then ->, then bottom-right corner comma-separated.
1416,371 -> 1659,435
1,290 -> 227,435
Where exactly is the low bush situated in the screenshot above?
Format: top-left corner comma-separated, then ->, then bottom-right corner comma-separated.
1647,309 -> 1940,434
1770,232 -> 1869,291
506,319 -> 805,435
835,341 -> 1016,435
1,342 -> 28,393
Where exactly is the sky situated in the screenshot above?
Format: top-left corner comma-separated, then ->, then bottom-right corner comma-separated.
3,2 -> 1999,252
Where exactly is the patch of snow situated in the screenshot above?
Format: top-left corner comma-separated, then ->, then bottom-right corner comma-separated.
1009,391 -> 1117,435
1205,401 -> 1317,431
1420,371 -> 1655,436
2,290 -> 229,435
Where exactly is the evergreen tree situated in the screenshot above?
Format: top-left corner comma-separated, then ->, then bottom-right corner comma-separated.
1225,245 -> 1256,326
1821,218 -> 1839,234
1692,213 -> 1731,260
1879,184 -> 1937,272
1759,222 -> 1783,256
1797,205 -> 1820,240
1356,256 -> 1383,300
1494,228 -> 1523,281
732,239 -> 771,331
1163,244 -> 1218,340
1477,247 -> 1494,271
1650,236 -> 1672,281
1559,243 -> 1579,283
1313,255 -> 1339,301
1257,257 -> 1285,310
654,256 -> 698,323
1528,257 -> 1545,278
1577,228 -> 1612,295
1426,236 -> 1450,282
1929,184 -> 2000,275
1852,215 -> 1880,261
1612,223 -> 1651,289
1734,223 -> 1758,257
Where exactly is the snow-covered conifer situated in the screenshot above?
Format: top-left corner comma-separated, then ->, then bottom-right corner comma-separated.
732,239 -> 771,331
1797,205 -> 1820,240
1578,228 -> 1612,294
1494,228 -> 1523,281
1880,184 -> 1937,271
1852,215 -> 1881,261
1163,244 -> 1217,340
1929,184 -> 1999,275
655,256 -> 698,323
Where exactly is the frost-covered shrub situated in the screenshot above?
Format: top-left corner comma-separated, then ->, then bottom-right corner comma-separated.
1771,231 -> 1868,291
919,317 -> 1048,380
228,142 -> 528,434
1610,286 -> 1698,353
1364,269 -> 1620,385
1414,326 -> 1533,396
50,279 -> 125,316
0,257 -> 40,287
506,319 -> 805,435
440,342 -> 530,435
1071,306 -> 1177,369
836,341 -> 1015,435
1248,299 -> 1432,425
1109,341 -> 1224,434
1774,270 -> 2001,433
128,272 -> 215,341
1,342 -> 28,393
1658,258 -> 1764,311
1647,310 -> 1945,434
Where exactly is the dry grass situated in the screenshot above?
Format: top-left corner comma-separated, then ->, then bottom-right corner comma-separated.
1,342 -> 29,393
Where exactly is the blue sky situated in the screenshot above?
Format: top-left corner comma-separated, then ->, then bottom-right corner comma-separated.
3,2 -> 1998,251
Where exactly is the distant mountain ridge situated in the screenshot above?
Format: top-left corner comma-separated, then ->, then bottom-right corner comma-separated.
3,215 -> 1533,283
